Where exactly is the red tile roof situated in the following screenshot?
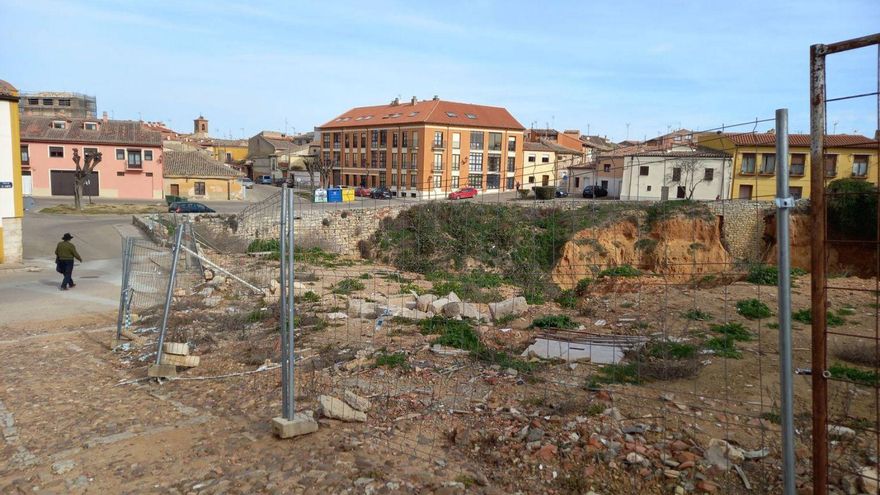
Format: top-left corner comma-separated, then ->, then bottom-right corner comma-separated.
725,132 -> 873,148
318,99 -> 524,131
21,116 -> 162,147
0,79 -> 18,101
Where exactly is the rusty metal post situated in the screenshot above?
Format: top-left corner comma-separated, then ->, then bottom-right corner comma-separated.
809,42 -> 829,495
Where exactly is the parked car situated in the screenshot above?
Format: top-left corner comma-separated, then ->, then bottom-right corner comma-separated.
582,185 -> 609,198
257,175 -> 273,185
448,187 -> 478,200
237,177 -> 254,189
369,186 -> 392,199
355,186 -> 372,197
555,188 -> 569,198
168,202 -> 215,213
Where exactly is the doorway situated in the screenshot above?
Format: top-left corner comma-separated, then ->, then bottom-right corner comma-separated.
738,184 -> 753,200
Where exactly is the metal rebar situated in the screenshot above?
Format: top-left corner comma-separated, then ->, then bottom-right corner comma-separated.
775,108 -> 795,495
286,186 -> 296,419
809,42 -> 829,495
155,226 -> 184,366
279,185 -> 290,419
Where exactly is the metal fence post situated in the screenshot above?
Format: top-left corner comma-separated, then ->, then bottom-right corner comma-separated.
775,108 -> 795,495
279,185 -> 292,420
286,185 -> 296,419
155,225 -> 185,366
115,237 -> 133,340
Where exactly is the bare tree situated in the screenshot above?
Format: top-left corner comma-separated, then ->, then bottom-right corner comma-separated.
303,155 -> 334,189
666,157 -> 708,200
71,148 -> 102,211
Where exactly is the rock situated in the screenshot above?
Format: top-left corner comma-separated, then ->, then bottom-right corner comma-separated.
625,452 -> 647,466
704,438 -> 744,470
860,466 -> 879,494
430,298 -> 450,314
664,469 -> 681,479
198,287 -> 214,297
742,447 -> 770,459
488,297 -> 528,321
417,294 -> 438,312
52,460 -> 75,475
695,480 -> 717,493
442,302 -> 461,318
622,424 -> 645,435
347,299 -> 379,319
460,302 -> 484,320
829,425 -> 856,440
204,296 -> 221,307
526,428 -> 544,442
430,345 -> 470,356
173,288 -> 187,297
343,390 -> 371,412
535,444 -> 557,462
504,367 -> 518,377
211,275 -> 227,286
603,407 -> 624,422
270,279 -> 280,293
842,474 -> 859,495
326,312 -> 347,320
204,269 -> 214,281
319,395 -> 366,422
446,292 -> 461,303
398,308 -> 430,320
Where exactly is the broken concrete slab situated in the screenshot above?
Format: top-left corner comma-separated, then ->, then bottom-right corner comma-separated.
397,308 -> 430,320
272,413 -> 319,439
318,395 -> 366,422
147,363 -> 177,378
417,294 -> 438,312
160,353 -> 200,367
430,298 -> 450,314
343,390 -> 372,412
446,292 -> 461,303
460,302 -> 485,320
163,342 -> 189,356
347,299 -> 379,319
488,297 -> 528,321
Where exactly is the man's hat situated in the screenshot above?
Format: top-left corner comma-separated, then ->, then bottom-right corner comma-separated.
62,233 -> 73,240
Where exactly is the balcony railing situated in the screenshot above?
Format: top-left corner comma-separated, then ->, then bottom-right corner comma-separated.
432,141 -> 445,150
433,162 -> 443,171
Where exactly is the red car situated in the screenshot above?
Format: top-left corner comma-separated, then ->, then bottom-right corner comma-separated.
355,186 -> 372,197
448,187 -> 478,200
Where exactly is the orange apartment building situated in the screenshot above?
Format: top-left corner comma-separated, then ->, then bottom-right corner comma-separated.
316,96 -> 525,198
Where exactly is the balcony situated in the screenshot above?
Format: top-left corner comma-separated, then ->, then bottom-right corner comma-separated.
433,162 -> 444,172
432,141 -> 445,150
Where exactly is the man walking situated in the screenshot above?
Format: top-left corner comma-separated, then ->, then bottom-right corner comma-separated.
55,233 -> 82,290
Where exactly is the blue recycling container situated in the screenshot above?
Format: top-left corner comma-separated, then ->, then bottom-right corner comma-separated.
327,187 -> 342,203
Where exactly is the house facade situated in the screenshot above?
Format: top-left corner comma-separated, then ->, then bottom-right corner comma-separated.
248,131 -> 313,181
164,151 -> 243,201
619,145 -> 732,201
317,96 -> 525,199
0,80 -> 24,264
20,116 -> 163,199
523,141 -> 587,189
698,132 -> 877,200
19,91 -> 96,119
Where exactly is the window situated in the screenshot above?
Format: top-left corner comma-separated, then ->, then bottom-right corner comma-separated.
410,174 -> 417,187
391,174 -> 397,186
370,151 -> 378,169
401,132 -> 408,148
506,177 -> 514,190
83,147 -> 98,158
225,152 -> 231,162
601,180 -> 609,189
433,131 -> 444,147
433,153 -> 443,171
790,154 -> 806,176
604,164 -> 611,172
360,132 -> 366,148
345,133 -> 350,148
790,186 -> 803,199
392,153 -> 398,168
470,132 -> 484,150
761,153 -> 776,174
195,182 -> 206,195
27,98 -> 38,105
528,176 -> 535,183
333,132 -> 341,147
380,174 -> 386,187
507,136 -> 516,152
676,186 -> 686,199
452,176 -> 460,189
527,154 -> 536,163
412,131 -> 418,149
487,155 -> 501,172
853,155 -> 869,178
446,111 -> 457,118
465,113 -> 477,119
452,133 -> 461,149
488,132 -> 502,151
469,152 -> 483,172
116,149 -> 125,160
116,172 -> 125,176
639,166 -> 649,176
49,146 -> 64,158
468,175 -> 483,188
360,152 -> 366,167
541,154 -> 549,164
42,98 -> 53,106
824,155 -> 838,177
370,130 -> 378,149
704,168 -> 714,181
127,150 -> 143,168
452,153 -> 461,171
20,145 -> 29,164
392,132 -> 398,148
507,156 -> 516,172
411,153 -> 418,169
83,122 -> 97,130
379,130 -> 387,146
741,153 -> 756,174
52,120 -> 65,129
146,172 -> 153,178
322,134 -> 331,148
671,167 -> 681,182
647,185 -> 652,192
433,175 -> 442,188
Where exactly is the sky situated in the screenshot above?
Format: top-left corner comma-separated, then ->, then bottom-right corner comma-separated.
0,0 -> 878,142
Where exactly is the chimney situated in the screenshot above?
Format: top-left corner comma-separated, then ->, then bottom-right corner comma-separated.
391,97 -> 399,106
102,111 -> 108,123
411,96 -> 417,105
432,95 -> 439,101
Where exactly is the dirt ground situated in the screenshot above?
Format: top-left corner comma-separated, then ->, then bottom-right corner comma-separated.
2,251 -> 879,494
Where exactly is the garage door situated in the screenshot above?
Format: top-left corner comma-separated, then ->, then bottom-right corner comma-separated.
50,171 -> 99,196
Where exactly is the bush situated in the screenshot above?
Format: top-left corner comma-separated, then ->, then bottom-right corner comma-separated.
706,336 -> 742,359
296,290 -> 321,303
574,278 -> 592,296
517,189 -> 531,199
683,309 -> 712,321
710,322 -> 754,341
332,278 -> 365,294
736,299 -> 772,319
636,341 -> 703,380
419,315 -> 474,335
746,265 -> 805,286
247,238 -> 279,252
375,350 -> 409,369
827,179 -> 878,241
644,341 -> 698,360
598,265 -> 641,278
829,363 -> 879,387
555,289 -> 578,309
531,315 -> 578,329
534,186 -> 556,200
589,363 -> 643,386
428,270 -> 504,303
792,308 -> 846,326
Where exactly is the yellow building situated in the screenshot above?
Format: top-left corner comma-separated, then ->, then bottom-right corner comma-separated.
163,151 -> 244,201
0,79 -> 24,264
698,132 -> 878,200
211,139 -> 249,164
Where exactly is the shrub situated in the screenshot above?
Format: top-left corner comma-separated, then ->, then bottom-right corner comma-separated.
523,290 -> 546,305
332,278 -> 365,294
531,315 -> 578,329
555,289 -> 578,309
736,299 -> 772,319
589,363 -> 643,386
710,322 -> 753,341
245,309 -> 269,323
746,265 -> 805,285
429,270 -> 504,303
375,350 -> 409,369
829,363 -> 879,387
419,316 -> 473,335
534,186 -> 556,200
296,290 -> 321,303
706,336 -> 742,359
247,238 -> 279,252
793,308 -> 846,327
683,309 -> 712,321
358,273 -> 372,280
827,178 -> 878,241
644,341 -> 698,360
598,264 -> 641,278
575,278 -> 592,296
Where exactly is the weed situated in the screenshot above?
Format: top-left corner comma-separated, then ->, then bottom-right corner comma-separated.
332,278 -> 366,295
643,200 -> 714,229
523,290 -> 546,305
761,410 -> 781,424
399,283 -> 425,295
429,269 -> 504,303
644,341 -> 698,360
706,336 -> 742,359
474,347 -> 536,373
358,273 -> 372,280
245,309 -> 269,323
247,238 -> 279,252
736,299 -> 772,319
494,314 -> 517,326
829,363 -> 879,387
767,322 -> 779,329
531,315 -> 578,329
419,316 -> 473,336
555,289 -> 578,309
620,301 -> 635,309
432,324 -> 481,351
792,308 -> 846,327
597,264 -> 641,278
574,278 -> 592,296
295,291 -> 321,303
589,363 -> 643,386
390,316 -> 417,325
710,322 -> 754,341
585,403 -> 605,416
683,308 -> 712,321
374,350 -> 409,369
746,265 -> 806,285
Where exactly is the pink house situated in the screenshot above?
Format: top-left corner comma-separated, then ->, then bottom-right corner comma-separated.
20,116 -> 163,199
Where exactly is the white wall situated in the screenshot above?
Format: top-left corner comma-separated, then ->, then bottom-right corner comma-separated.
620,153 -> 731,201
0,100 -> 15,219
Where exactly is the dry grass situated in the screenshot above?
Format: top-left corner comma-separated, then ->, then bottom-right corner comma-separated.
834,342 -> 880,368
40,203 -> 166,215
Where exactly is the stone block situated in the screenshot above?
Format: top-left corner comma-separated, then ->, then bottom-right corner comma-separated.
272,413 -> 319,439
442,302 -> 461,318
416,294 -> 438,312
148,363 -> 177,378
488,296 -> 529,321
343,390 -> 372,412
163,342 -> 189,356
430,297 -> 450,314
319,395 -> 366,422
160,353 -> 200,367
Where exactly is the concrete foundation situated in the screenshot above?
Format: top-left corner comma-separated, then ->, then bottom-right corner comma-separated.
272,413 -> 318,439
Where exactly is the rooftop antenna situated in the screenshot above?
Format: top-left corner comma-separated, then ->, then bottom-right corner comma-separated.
587,124 -> 591,135
832,120 -> 839,134
138,111 -> 142,121
625,123 -> 630,140
284,118 -> 288,135
241,128 -> 245,138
